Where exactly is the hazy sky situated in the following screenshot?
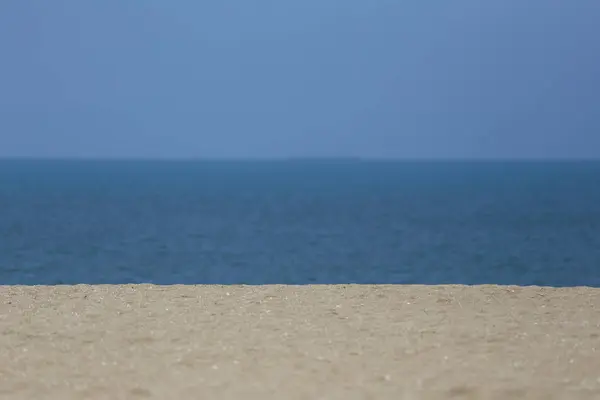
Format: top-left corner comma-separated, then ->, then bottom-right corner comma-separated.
1,1 -> 599,159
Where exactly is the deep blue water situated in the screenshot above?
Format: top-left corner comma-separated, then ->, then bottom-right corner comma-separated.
0,160 -> 599,286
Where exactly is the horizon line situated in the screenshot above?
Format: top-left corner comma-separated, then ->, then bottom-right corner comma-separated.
0,156 -> 599,162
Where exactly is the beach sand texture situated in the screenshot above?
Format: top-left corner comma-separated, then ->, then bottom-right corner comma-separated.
1,284 -> 599,399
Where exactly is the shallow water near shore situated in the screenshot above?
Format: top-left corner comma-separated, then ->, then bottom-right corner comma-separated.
1,159 -> 599,286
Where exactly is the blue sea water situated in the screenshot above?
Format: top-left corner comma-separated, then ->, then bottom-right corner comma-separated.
0,159 -> 598,286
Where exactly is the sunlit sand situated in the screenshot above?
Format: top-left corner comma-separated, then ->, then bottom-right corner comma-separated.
1,284 -> 599,399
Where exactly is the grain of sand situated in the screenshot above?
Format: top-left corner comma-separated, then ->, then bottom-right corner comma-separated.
1,284 -> 599,399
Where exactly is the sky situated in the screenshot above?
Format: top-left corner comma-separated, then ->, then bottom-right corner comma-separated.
1,1 -> 599,159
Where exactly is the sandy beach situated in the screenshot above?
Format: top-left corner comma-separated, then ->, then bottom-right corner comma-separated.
1,284 -> 599,399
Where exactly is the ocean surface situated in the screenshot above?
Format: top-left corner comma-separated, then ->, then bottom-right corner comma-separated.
0,160 -> 599,286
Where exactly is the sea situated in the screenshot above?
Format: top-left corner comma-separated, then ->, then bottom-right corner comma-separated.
0,159 -> 598,286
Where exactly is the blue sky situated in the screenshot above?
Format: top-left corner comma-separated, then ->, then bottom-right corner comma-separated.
1,1 -> 599,159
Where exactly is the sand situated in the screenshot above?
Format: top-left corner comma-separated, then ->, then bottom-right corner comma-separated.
0,284 -> 599,399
